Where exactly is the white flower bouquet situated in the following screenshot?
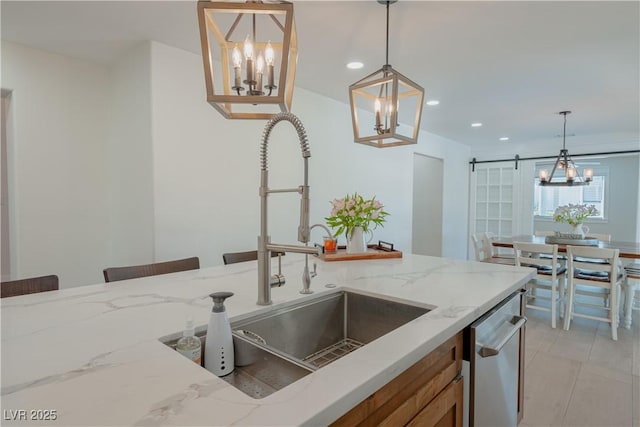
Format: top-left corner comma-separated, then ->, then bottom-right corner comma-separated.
553,203 -> 599,226
325,193 -> 389,239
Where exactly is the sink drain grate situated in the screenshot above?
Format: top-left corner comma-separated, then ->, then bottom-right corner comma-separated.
303,338 -> 364,369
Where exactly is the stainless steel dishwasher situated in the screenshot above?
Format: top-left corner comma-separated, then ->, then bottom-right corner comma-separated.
463,291 -> 526,427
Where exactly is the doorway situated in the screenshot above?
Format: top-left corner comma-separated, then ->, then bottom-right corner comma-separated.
412,153 -> 443,256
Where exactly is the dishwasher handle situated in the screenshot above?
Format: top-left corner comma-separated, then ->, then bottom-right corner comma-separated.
478,315 -> 526,358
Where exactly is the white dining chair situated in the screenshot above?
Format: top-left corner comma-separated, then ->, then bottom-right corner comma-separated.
514,242 -> 566,328
482,232 -> 516,265
471,233 -> 513,265
563,246 -> 624,340
471,233 -> 485,262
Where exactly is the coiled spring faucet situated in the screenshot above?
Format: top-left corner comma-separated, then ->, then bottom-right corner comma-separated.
257,112 -> 319,305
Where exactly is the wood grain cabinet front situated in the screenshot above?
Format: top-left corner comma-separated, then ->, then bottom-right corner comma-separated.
331,332 -> 463,427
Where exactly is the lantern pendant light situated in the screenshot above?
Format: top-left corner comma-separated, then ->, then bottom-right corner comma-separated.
197,0 -> 297,119
539,111 -> 593,186
349,0 -> 425,147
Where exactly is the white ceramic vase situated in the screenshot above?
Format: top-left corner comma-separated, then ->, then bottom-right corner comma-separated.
571,224 -> 588,239
346,226 -> 367,254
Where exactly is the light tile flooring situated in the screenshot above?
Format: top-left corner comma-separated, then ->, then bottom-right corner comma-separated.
520,302 -> 639,427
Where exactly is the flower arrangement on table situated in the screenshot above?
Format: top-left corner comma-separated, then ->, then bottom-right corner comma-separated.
553,203 -> 599,226
325,193 -> 389,241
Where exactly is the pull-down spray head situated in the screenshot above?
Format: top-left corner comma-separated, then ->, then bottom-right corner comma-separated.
260,112 -> 311,243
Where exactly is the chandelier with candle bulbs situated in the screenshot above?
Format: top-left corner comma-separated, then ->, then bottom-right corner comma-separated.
349,0 -> 424,147
539,111 -> 593,186
197,0 -> 297,119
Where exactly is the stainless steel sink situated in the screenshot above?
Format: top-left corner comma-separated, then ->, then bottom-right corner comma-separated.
232,290 -> 431,369
161,289 -> 431,399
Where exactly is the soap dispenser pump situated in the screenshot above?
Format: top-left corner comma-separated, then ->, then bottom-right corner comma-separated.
205,291 -> 234,377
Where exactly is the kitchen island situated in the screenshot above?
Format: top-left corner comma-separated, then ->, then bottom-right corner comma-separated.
1,254 -> 534,426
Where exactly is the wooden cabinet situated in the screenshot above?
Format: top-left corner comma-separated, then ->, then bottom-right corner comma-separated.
331,332 -> 463,427
406,377 -> 463,427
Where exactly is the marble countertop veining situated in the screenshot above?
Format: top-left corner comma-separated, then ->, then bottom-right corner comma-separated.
0,254 -> 534,426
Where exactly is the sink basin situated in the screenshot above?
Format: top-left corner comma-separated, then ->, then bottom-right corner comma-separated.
161,289 -> 431,399
162,329 -> 313,399
232,289 -> 432,369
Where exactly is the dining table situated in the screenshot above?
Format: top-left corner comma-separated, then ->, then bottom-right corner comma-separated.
491,235 -> 640,259
492,234 -> 640,329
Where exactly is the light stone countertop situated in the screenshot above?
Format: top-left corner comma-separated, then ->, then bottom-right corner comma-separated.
0,254 -> 534,426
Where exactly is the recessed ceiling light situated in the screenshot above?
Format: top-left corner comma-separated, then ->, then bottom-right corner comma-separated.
426,100 -> 440,106
499,137 -> 509,141
346,61 -> 364,70
471,122 -> 483,127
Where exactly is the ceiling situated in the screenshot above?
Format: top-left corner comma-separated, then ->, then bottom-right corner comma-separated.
2,0 -> 639,149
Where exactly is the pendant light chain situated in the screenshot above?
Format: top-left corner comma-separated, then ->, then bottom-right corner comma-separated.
385,0 -> 390,66
562,111 -> 567,150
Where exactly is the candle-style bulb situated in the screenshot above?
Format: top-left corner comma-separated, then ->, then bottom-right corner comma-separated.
374,98 -> 382,131
243,35 -> 254,60
584,168 -> 594,181
256,54 -> 265,73
232,46 -> 242,68
539,169 -> 549,182
265,41 -> 275,66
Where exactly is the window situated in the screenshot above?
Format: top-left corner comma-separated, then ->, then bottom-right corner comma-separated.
533,163 -> 607,219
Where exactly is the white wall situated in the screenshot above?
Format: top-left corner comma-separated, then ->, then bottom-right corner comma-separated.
109,42 -> 155,266
1,41 -> 112,287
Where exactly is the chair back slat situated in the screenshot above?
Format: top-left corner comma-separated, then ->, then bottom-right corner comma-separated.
567,246 -> 620,286
514,242 -> 560,269
568,245 -> 616,260
103,257 -> 200,283
1,275 -> 59,298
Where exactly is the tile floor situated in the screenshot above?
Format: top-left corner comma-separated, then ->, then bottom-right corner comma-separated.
520,300 -> 639,427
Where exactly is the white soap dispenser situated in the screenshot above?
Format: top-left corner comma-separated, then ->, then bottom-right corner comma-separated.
205,292 -> 234,376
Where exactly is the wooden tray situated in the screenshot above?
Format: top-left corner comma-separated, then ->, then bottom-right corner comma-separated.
318,243 -> 403,262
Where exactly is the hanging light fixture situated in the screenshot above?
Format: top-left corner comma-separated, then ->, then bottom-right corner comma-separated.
539,111 -> 593,186
349,0 -> 424,147
197,0 -> 297,119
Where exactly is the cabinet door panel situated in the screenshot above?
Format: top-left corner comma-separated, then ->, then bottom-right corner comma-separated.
406,376 -> 463,427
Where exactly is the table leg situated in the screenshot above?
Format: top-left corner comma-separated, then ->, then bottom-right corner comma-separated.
624,282 -> 634,329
